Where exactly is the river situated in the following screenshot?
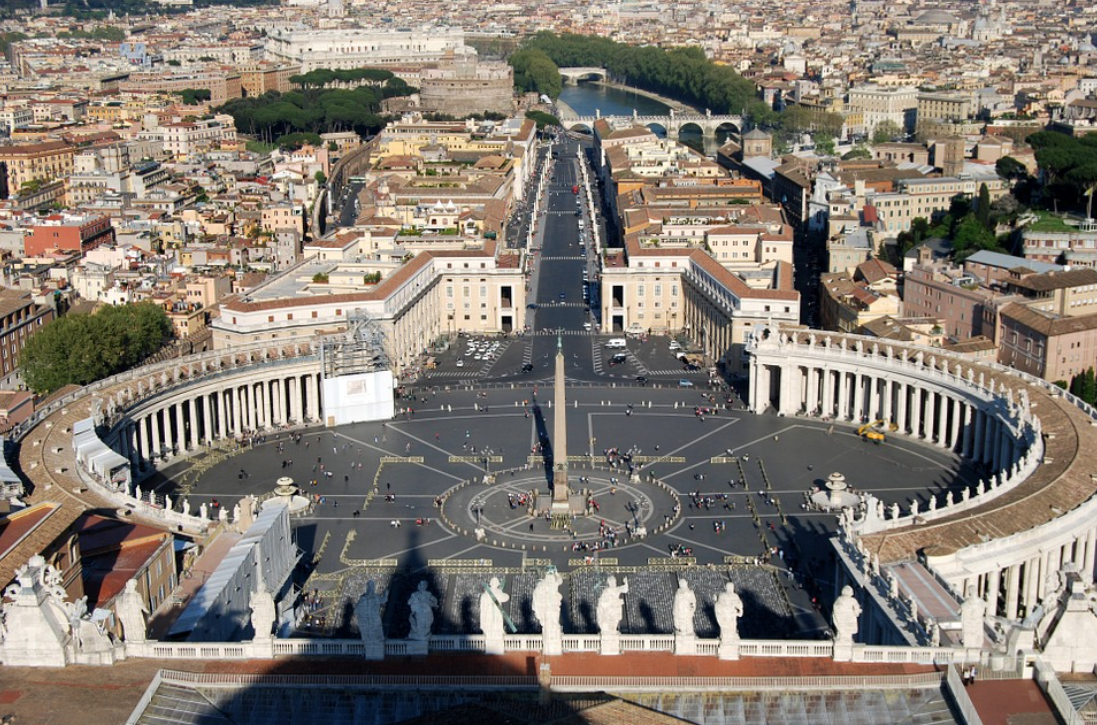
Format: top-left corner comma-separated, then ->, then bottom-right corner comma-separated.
557,82 -> 731,155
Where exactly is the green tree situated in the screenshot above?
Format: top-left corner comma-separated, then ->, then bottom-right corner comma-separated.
976,183 -> 991,229
842,145 -> 872,160
995,156 -> 1028,181
510,49 -> 562,99
525,110 -> 560,129
871,120 -> 904,144
814,132 -> 836,157
314,170 -> 327,184
951,214 -> 999,259
20,303 -> 171,395
1083,367 -> 1097,406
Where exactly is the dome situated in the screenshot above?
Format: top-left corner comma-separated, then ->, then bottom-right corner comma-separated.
914,9 -> 958,25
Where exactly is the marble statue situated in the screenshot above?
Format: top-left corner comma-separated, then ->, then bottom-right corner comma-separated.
596,575 -> 629,634
832,585 -> 862,645
673,579 -> 697,637
116,580 -> 149,644
929,621 -> 941,648
960,587 -> 987,649
249,587 -> 276,642
355,581 -> 387,643
407,581 -> 438,641
715,581 -> 744,644
182,498 -> 191,516
532,570 -> 564,654
480,574 -> 509,640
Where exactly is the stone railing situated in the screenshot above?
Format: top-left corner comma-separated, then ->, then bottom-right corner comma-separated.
127,635 -> 994,667
11,338 -> 319,445
854,432 -> 1044,537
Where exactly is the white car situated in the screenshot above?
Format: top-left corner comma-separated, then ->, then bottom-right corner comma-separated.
669,341 -> 681,351
583,322 -> 592,331
456,359 -> 465,367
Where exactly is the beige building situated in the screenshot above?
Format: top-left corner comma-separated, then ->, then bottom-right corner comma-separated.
868,176 -> 1008,235
847,85 -> 918,136
600,237 -> 798,374
212,243 -> 524,374
0,140 -> 76,199
916,92 -> 976,134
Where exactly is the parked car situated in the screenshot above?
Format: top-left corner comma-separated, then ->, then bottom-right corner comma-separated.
521,362 -> 534,372
635,376 -> 648,385
678,379 -> 695,388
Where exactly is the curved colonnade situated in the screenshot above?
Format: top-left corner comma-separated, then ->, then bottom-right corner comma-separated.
14,341 -> 324,534
747,325 -> 1097,624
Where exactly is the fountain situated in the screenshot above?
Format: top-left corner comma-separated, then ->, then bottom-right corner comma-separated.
810,471 -> 861,511
261,476 -> 312,514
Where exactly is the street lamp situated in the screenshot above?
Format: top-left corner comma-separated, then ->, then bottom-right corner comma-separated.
473,497 -> 484,525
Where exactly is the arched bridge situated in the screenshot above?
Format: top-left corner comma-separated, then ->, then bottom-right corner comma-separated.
563,112 -> 744,142
559,67 -> 609,84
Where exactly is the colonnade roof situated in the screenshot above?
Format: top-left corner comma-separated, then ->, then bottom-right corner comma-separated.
770,330 -> 1097,565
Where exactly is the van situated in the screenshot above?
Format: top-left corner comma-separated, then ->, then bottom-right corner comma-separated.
606,338 -> 627,349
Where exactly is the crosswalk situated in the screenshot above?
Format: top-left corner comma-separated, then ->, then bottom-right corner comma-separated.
532,329 -> 595,336
424,371 -> 480,380
538,255 -> 586,261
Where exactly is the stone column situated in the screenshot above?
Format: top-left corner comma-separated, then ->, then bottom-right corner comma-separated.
1005,564 -> 1021,620
837,370 -> 849,421
998,432 -> 1011,473
882,378 -> 893,424
936,394 -> 948,447
822,369 -> 834,418
202,394 -> 213,444
987,568 -> 1001,617
867,376 -> 879,421
189,397 -> 199,449
910,387 -> 922,438
274,378 -> 285,426
218,389 -> 228,438
749,363 -> 760,412
244,384 -> 255,431
1025,557 -> 1040,611
307,374 -> 319,422
150,409 -> 162,458
973,409 -> 986,463
924,390 -> 936,442
137,416 -> 149,464
1082,527 -> 1096,584
949,398 -> 962,451
962,404 -> 975,458
290,376 -> 301,423
897,383 -> 908,434
175,402 -> 186,453
807,367 -> 819,415
853,372 -> 865,422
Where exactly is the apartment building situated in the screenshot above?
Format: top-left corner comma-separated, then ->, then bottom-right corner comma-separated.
24,213 -> 116,257
1021,219 -> 1097,267
0,140 -> 76,200
239,63 -> 298,97
600,237 -> 798,374
118,72 -> 243,105
211,243 -> 524,375
265,27 -> 475,73
846,84 -> 918,136
998,303 -> 1097,382
0,288 -> 55,387
818,261 -> 902,334
868,175 -> 1008,235
139,116 -> 238,159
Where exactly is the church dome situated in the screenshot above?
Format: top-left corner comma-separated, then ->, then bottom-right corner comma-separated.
914,9 -> 958,25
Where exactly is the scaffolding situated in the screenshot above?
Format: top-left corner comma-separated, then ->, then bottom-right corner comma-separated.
319,309 -> 392,379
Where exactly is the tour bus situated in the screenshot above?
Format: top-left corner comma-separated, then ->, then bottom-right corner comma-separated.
606,338 -> 627,349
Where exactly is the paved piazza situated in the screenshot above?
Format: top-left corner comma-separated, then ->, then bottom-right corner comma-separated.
154,374 -> 973,580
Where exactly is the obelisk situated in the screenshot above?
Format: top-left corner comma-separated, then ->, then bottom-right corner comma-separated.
551,334 -> 570,514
